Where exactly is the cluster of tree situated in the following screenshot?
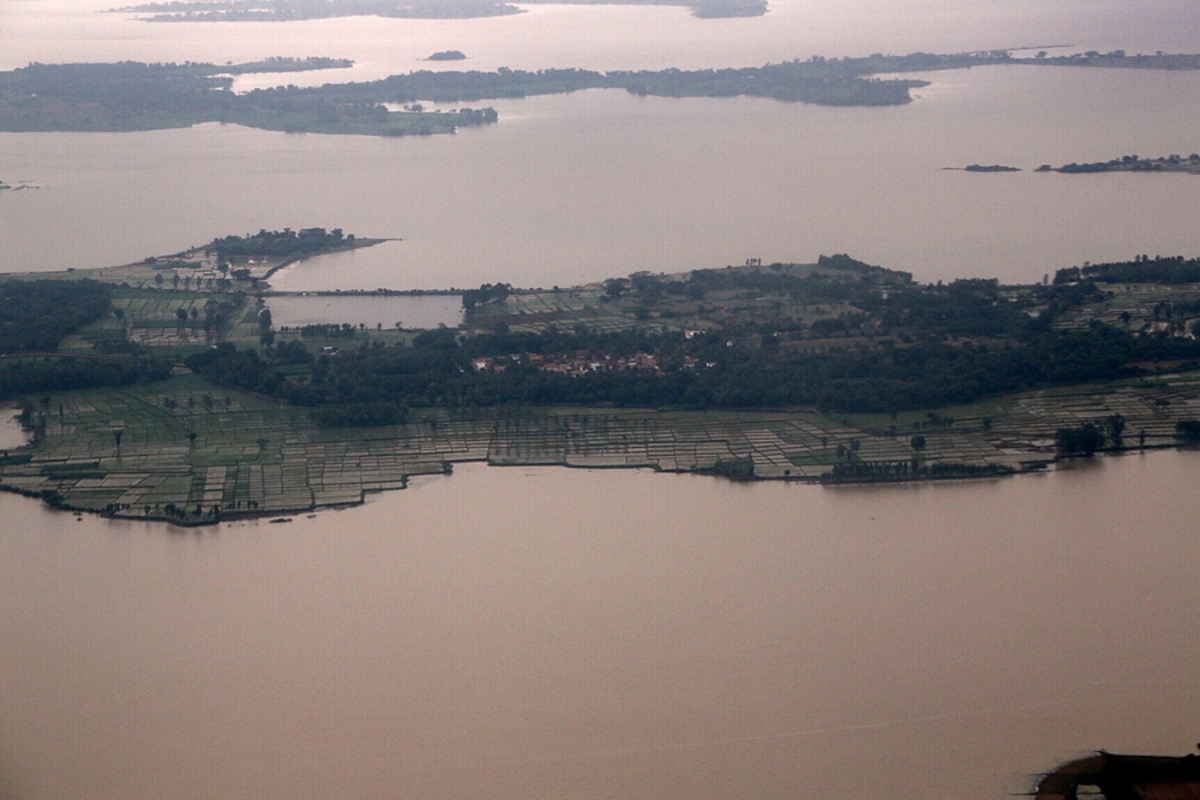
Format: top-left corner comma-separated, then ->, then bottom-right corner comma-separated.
1054,414 -> 1129,456
223,57 -> 354,74
0,62 -> 498,136
461,282 -> 512,310
185,312 -> 1200,419
1174,420 -> 1200,443
10,48 -> 1200,137
287,323 -> 364,340
963,164 -> 1020,172
1056,255 -> 1200,285
0,279 -> 112,353
1054,423 -> 1107,456
823,458 -> 1014,482
706,455 -> 755,479
208,228 -> 354,260
857,278 -> 1026,337
121,0 -> 526,21
0,356 -> 172,401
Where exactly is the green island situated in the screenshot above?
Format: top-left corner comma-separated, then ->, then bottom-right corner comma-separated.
958,164 -> 1021,172
1036,153 -> 1200,174
6,49 -> 1200,137
8,234 -> 1200,524
114,0 -> 768,22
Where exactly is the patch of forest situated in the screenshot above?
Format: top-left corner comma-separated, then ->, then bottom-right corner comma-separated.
1037,153 -> 1200,174
185,274 -> 1200,420
0,61 -> 498,136
0,358 -> 172,402
1055,255 -> 1200,284
0,280 -> 112,353
8,49 -> 1200,137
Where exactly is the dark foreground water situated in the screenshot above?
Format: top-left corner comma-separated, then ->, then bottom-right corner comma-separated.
2,452 -> 1198,799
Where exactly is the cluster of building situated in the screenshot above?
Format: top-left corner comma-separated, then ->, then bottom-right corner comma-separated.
471,351 -> 708,377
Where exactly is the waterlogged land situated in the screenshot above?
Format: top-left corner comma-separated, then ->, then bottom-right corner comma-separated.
9,240 -> 1200,522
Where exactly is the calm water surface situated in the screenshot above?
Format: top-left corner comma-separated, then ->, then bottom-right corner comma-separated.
6,68 -> 1200,288
267,291 -> 464,330
1,453 -> 1199,799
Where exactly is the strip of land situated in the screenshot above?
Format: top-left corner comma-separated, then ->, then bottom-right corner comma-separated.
7,236 -> 1200,523
113,0 -> 769,22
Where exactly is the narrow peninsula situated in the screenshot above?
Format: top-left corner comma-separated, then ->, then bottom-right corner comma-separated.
7,235 -> 1200,524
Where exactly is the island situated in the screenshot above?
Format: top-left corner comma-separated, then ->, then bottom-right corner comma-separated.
1037,153 -> 1200,174
6,49 -> 1200,138
114,0 -> 768,21
6,236 -> 1200,524
426,50 -> 467,61
959,164 -> 1021,172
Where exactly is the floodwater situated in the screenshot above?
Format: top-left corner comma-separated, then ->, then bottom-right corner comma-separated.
4,3 -> 1200,286
3,2 -> 1200,798
2,453 -> 1199,799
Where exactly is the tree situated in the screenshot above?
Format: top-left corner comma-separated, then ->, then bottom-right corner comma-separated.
176,307 -> 188,323
1054,423 -> 1105,456
1105,413 -> 1126,447
910,434 -> 926,451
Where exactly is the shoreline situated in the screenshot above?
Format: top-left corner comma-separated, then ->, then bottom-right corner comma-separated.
1,391 -> 1190,527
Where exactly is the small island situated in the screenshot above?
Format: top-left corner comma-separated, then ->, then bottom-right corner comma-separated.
426,50 -> 467,61
1037,153 -> 1200,174
960,163 -> 1021,172
8,236 -> 1200,524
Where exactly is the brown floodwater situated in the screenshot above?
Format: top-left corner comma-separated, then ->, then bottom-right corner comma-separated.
2,452 -> 1198,799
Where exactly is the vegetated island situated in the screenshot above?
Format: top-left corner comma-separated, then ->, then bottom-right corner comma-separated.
426,50 -> 467,62
113,0 -> 768,22
956,164 -> 1021,172
1036,152 -> 1200,174
0,61 -> 498,136
5,49 -> 1200,138
8,235 -> 1200,524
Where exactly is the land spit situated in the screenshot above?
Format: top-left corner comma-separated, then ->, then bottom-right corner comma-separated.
4,369 -> 1200,525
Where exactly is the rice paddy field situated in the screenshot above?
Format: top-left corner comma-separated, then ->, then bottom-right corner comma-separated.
6,369 -> 1200,525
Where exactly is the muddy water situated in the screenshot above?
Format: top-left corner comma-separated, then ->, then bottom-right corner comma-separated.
2,453 -> 1199,799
